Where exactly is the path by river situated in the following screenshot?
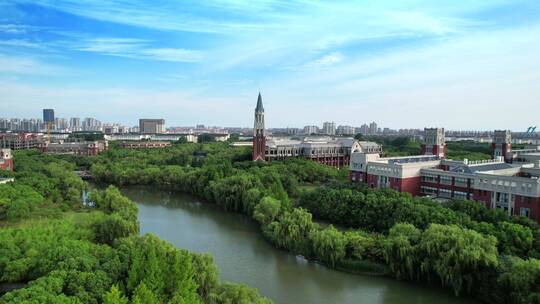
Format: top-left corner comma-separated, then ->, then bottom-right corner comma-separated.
119,185 -> 478,304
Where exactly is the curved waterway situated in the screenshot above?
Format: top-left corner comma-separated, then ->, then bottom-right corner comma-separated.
119,185 -> 478,304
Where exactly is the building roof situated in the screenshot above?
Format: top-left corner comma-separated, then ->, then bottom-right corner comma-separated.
255,92 -> 264,112
448,162 -> 514,174
266,136 -> 357,148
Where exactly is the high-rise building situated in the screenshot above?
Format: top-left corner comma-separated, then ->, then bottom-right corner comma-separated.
70,117 -> 81,131
43,109 -> 55,123
286,127 -> 299,135
337,125 -> 355,136
369,122 -> 378,135
322,122 -> 336,135
83,117 -> 102,131
139,119 -> 165,134
358,124 -> 369,135
253,92 -> 266,161
303,125 -> 319,135
55,118 -> 69,131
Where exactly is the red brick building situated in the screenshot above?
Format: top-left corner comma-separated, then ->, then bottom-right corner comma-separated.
252,93 -> 381,168
39,141 -> 108,156
0,149 -> 14,172
350,128 -> 540,223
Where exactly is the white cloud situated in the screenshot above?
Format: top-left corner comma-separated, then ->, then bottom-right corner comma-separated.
68,37 -> 204,62
141,48 -> 203,63
305,52 -> 344,68
73,37 -> 148,53
0,54 -> 68,75
0,39 -> 47,49
0,24 -> 30,34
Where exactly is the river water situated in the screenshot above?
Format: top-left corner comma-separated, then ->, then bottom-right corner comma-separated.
119,185 -> 478,304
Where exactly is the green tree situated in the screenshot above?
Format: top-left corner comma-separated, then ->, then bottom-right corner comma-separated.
310,226 -> 347,267
253,197 -> 281,226
103,285 -> 128,304
132,282 -> 159,304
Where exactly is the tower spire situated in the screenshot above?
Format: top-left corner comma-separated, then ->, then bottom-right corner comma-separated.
253,92 -> 266,161
255,92 -> 264,112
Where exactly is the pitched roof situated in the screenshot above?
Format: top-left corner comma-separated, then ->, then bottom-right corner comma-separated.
255,92 -> 264,112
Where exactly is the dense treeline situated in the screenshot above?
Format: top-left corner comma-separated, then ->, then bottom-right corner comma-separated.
0,150 -> 85,221
298,185 -> 538,258
87,142 -> 540,303
0,150 -> 271,304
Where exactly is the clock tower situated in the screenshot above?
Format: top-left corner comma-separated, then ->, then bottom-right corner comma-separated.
253,92 -> 266,161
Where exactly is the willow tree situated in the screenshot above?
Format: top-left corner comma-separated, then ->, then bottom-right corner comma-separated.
418,224 -> 498,295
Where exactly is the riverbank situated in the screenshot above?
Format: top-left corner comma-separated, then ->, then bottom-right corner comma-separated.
119,184 -> 478,304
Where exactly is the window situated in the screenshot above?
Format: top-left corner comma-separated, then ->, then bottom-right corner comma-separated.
421,186 -> 437,195
455,177 -> 468,187
520,207 -> 531,218
439,188 -> 452,198
422,174 -> 437,183
440,176 -> 452,185
454,191 -> 468,200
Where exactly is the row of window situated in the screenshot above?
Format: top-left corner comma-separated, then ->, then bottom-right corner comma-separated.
421,174 -> 471,186
420,186 -> 471,200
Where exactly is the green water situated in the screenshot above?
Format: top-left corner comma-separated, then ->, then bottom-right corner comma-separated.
120,185 -> 478,304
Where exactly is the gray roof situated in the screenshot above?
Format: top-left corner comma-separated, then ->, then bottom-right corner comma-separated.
255,92 -> 264,112
450,162 -> 514,174
266,136 -> 359,149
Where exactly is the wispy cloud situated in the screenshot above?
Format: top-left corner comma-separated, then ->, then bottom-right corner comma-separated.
70,37 -> 204,62
0,24 -> 31,34
304,52 -> 345,69
0,39 -> 47,49
140,48 -> 203,63
0,53 -> 68,75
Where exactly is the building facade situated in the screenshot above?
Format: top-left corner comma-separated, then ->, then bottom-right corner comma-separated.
39,141 -> 108,156
421,128 -> 446,158
337,125 -> 356,136
119,141 -> 171,149
43,109 -> 55,123
251,94 -> 381,168
0,133 -> 42,150
0,149 -> 14,172
322,122 -> 336,135
492,130 -> 512,162
303,125 -> 319,135
139,119 -> 166,134
349,128 -> 540,223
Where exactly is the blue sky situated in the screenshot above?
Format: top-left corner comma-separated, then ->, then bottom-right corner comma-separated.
1,0 -> 539,129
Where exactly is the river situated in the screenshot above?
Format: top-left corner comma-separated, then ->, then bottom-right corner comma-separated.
119,185 -> 478,304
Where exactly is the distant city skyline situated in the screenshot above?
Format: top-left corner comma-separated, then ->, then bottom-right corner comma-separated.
1,1 -> 539,129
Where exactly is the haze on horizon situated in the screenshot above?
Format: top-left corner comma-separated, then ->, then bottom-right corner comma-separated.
0,0 -> 539,130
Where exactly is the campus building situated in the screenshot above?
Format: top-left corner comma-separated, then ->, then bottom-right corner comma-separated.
0,149 -> 14,172
139,119 -> 165,134
119,141 -> 171,149
0,133 -> 42,150
252,93 -> 381,167
349,128 -> 540,223
39,141 -> 108,156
